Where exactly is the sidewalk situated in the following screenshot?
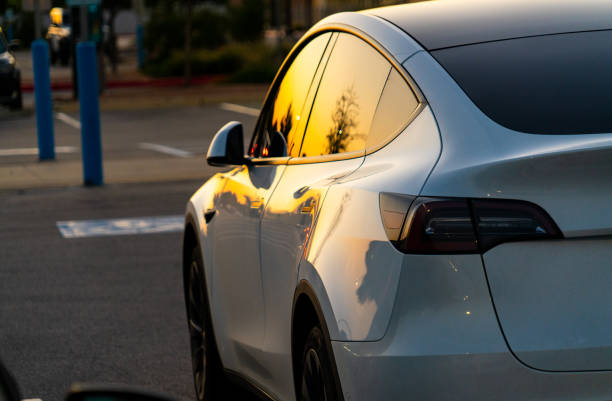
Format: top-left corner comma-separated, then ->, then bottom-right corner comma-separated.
0,100 -> 261,191
0,157 -> 221,190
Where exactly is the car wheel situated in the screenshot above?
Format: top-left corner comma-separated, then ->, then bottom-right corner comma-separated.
300,326 -> 340,401
9,75 -> 22,111
186,247 -> 224,401
50,50 -> 57,66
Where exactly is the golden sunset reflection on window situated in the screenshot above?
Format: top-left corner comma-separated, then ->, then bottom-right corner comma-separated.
299,33 -> 390,157
367,68 -> 419,149
268,33 -> 332,156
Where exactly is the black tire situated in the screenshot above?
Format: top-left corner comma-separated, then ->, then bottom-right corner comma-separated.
186,247 -> 225,401
50,50 -> 58,66
300,326 -> 341,401
59,41 -> 70,66
9,74 -> 22,111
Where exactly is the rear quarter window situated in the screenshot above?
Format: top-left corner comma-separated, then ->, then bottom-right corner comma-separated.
432,30 -> 612,134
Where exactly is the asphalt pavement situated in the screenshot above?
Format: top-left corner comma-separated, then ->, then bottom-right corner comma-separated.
0,104 -> 258,189
0,103 -> 260,401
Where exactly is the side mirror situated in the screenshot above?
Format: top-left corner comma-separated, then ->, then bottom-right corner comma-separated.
206,121 -> 246,167
8,40 -> 20,52
66,384 -> 182,401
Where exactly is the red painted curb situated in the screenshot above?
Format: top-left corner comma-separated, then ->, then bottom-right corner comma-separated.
21,74 -> 225,92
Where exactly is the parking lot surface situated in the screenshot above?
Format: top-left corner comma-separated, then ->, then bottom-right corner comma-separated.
0,104 -> 260,400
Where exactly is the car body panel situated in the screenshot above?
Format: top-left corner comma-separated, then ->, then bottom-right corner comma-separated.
333,343 -> 612,401
260,157 -> 364,401
484,238 -> 612,371
332,252 -> 612,401
302,107 -> 441,342
367,0 -> 612,50
209,164 -> 287,380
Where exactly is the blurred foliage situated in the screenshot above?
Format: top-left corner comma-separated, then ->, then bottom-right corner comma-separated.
144,4 -> 227,62
144,41 -> 291,83
144,0 -> 274,82
228,0 -> 264,42
14,10 -> 33,45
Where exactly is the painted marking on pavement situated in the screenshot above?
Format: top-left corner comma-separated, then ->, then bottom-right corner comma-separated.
138,142 -> 193,158
0,146 -> 77,156
57,215 -> 184,238
220,102 -> 260,117
55,112 -> 82,129
23,398 -> 43,401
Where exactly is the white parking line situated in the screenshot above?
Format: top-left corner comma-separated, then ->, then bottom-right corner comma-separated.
57,215 -> 184,238
55,112 -> 81,129
220,102 -> 260,117
138,142 -> 193,158
0,146 -> 77,156
23,398 -> 43,401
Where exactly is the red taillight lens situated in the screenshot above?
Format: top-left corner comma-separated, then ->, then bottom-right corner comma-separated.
397,198 -> 478,253
381,194 -> 562,254
471,199 -> 562,251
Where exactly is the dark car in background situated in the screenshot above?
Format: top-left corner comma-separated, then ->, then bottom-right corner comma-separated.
0,27 -> 22,110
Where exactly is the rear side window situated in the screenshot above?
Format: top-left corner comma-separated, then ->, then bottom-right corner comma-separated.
299,33 -> 390,157
432,30 -> 612,134
367,68 -> 419,149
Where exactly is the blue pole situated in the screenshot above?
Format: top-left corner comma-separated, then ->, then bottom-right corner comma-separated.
76,42 -> 103,186
31,40 -> 55,160
136,24 -> 144,69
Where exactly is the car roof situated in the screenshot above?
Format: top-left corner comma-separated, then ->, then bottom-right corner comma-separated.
363,0 -> 612,50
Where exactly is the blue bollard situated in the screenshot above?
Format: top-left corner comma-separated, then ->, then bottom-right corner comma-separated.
76,42 -> 103,186
31,40 -> 55,160
136,24 -> 144,69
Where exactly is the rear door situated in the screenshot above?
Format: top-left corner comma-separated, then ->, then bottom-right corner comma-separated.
259,32 -> 394,400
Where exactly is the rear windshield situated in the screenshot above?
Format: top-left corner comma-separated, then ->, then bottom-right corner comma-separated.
431,30 -> 612,134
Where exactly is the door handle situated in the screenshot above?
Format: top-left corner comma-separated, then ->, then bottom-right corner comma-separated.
204,209 -> 217,223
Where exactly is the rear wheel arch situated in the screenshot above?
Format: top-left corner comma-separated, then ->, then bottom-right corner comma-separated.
292,280 -> 344,401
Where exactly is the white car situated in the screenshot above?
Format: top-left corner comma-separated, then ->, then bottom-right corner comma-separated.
183,1 -> 612,400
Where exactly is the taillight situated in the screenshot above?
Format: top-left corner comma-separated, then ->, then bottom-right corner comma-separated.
471,199 -> 562,251
380,194 -> 562,254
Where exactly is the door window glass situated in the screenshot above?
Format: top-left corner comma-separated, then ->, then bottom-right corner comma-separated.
251,33 -> 332,158
299,33 -> 390,157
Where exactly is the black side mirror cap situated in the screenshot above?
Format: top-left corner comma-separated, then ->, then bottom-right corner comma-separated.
206,121 -> 246,167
